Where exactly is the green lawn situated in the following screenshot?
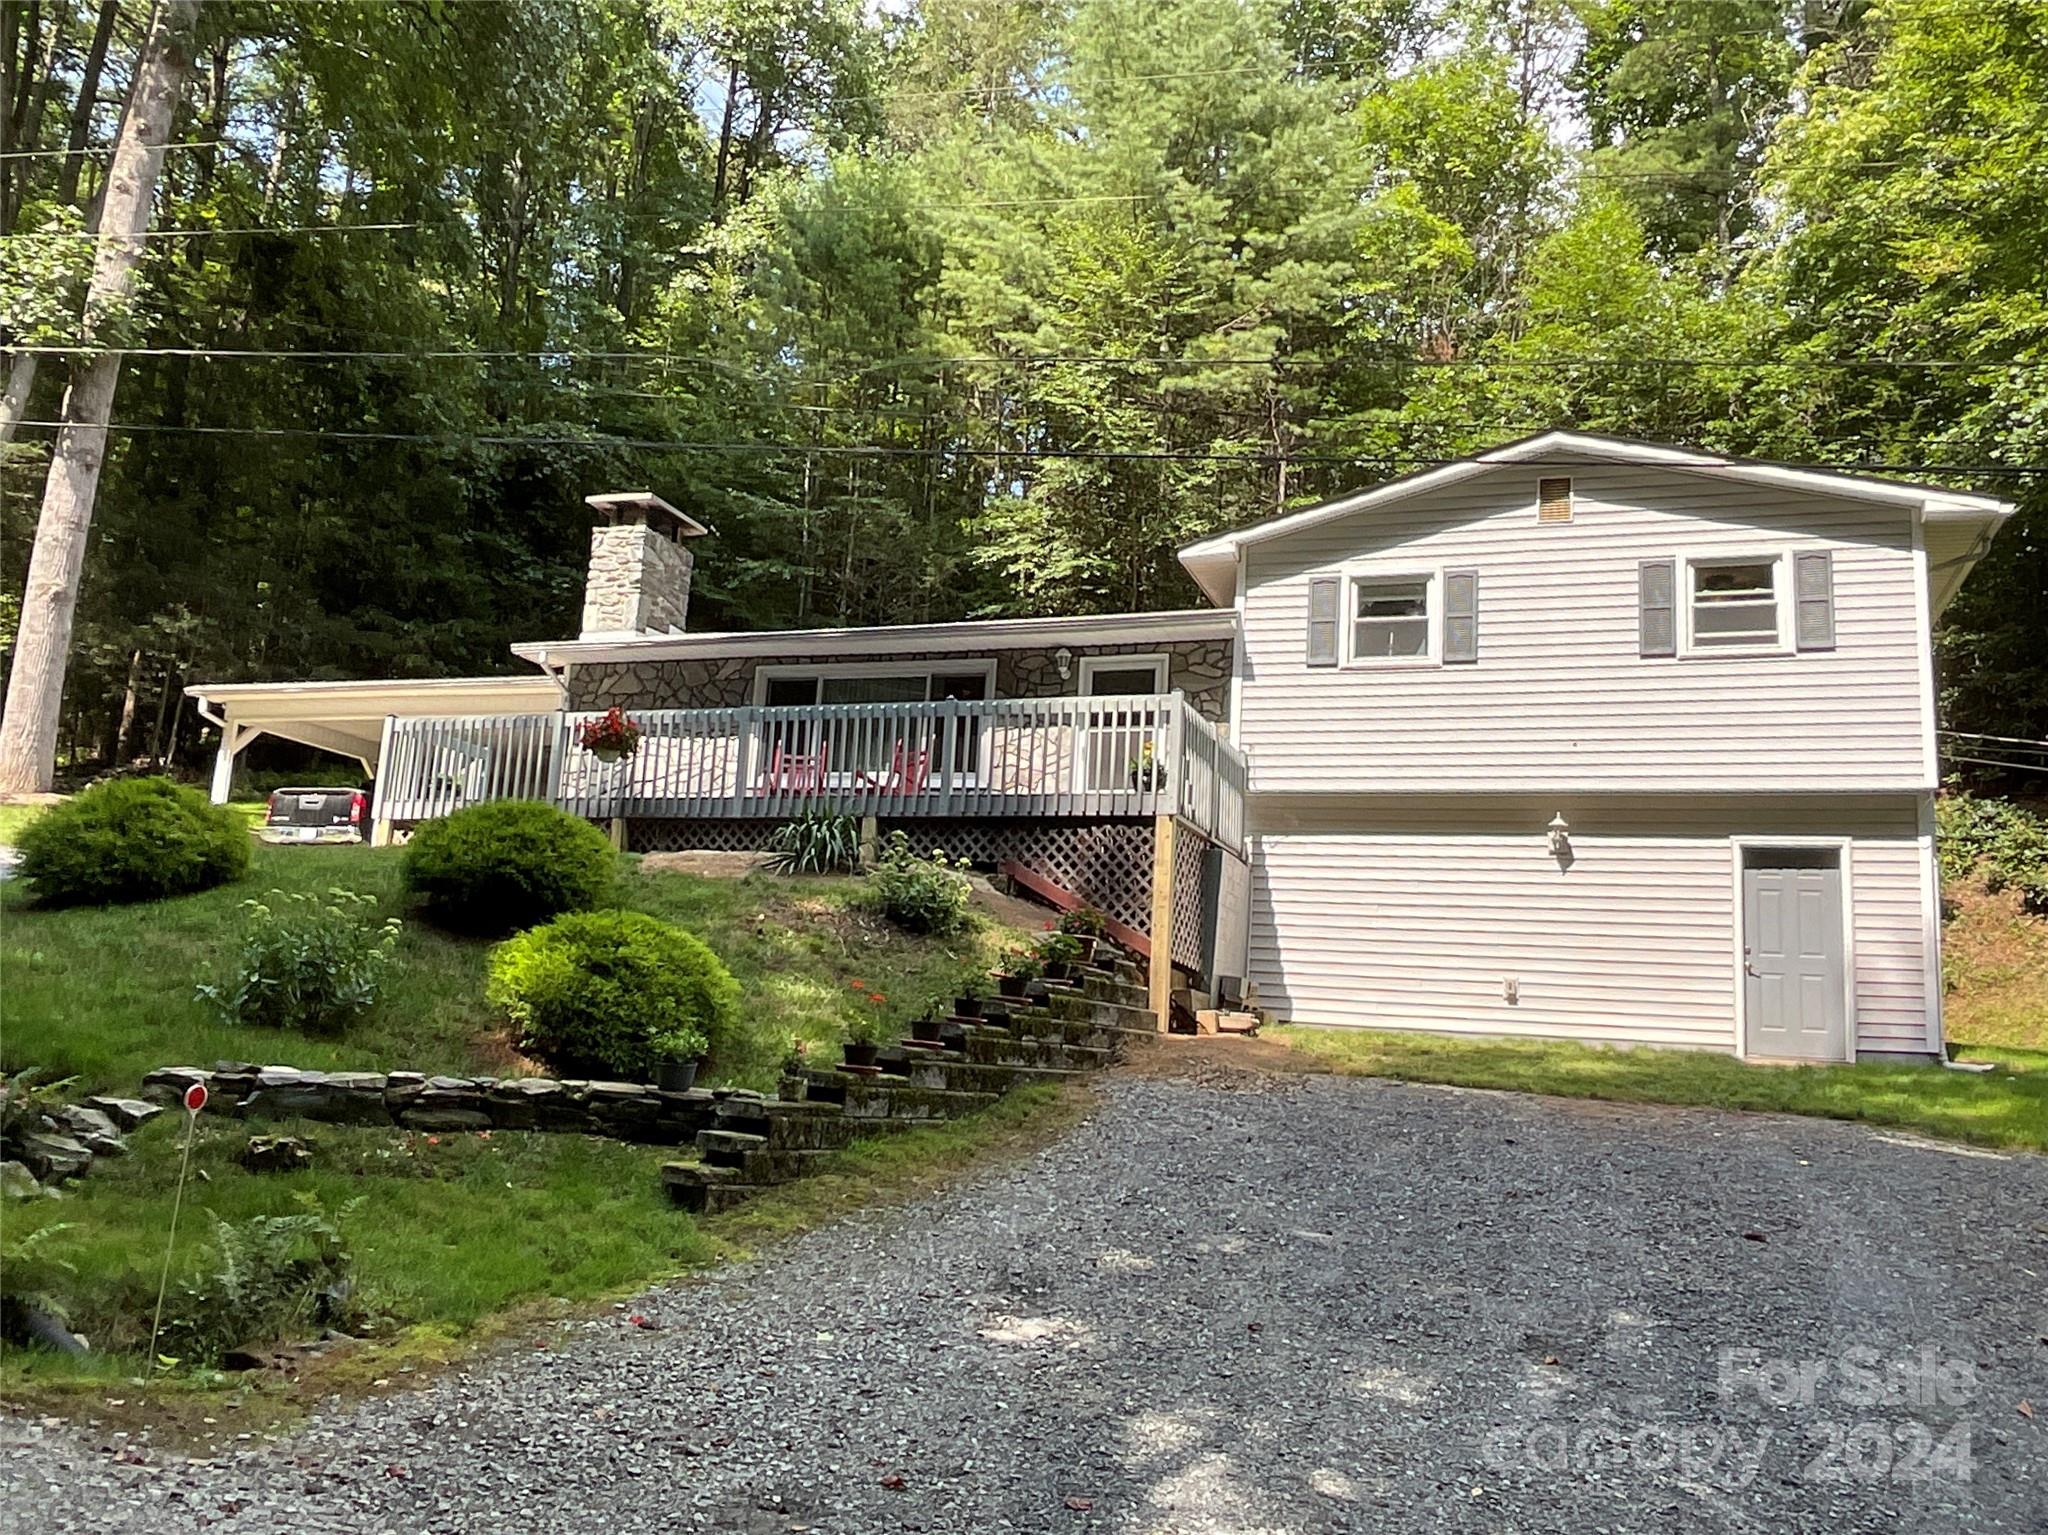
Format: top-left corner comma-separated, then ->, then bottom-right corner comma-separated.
0,837 -> 1036,1403
1,841 -> 1019,1095
1272,1026 -> 2048,1152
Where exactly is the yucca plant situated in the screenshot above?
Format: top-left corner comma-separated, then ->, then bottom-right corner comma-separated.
764,811 -> 862,874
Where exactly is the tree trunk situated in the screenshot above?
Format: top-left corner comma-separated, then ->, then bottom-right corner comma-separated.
113,644 -> 143,761
711,58 -> 739,213
57,2 -> 123,210
0,353 -> 36,444
0,0 -> 197,795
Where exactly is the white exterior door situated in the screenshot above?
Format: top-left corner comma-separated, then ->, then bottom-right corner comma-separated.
1741,850 -> 1847,1059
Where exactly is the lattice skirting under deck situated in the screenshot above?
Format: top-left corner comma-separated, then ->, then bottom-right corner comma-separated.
1170,826 -> 1211,972
625,815 -> 1159,936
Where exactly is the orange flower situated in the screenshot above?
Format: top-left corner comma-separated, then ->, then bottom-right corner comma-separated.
848,978 -> 869,991
868,992 -> 886,1005
426,1135 -> 441,1146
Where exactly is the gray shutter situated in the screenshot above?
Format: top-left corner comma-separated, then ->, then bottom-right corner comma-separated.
1306,576 -> 1340,667
1794,550 -> 1836,651
1443,568 -> 1478,663
1639,558 -> 1677,657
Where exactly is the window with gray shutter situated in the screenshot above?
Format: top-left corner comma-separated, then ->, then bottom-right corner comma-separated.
1639,559 -> 1677,657
1794,550 -> 1836,651
1443,568 -> 1478,663
1306,576 -> 1340,666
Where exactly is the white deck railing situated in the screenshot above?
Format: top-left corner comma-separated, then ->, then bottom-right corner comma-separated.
373,693 -> 1247,854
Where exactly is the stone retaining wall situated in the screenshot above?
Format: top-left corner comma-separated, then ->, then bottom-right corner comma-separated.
140,1065 -> 726,1146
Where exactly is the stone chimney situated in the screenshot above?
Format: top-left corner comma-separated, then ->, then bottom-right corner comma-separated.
579,492 -> 707,638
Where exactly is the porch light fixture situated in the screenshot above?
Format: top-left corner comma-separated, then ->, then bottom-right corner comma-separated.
1546,813 -> 1571,857
1054,647 -> 1073,681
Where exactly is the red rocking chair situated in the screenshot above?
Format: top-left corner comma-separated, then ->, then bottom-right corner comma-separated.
765,743 -> 829,793
875,741 -> 932,795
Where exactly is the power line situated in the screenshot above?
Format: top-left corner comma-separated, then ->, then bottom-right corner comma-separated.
8,417 -> 2043,477
10,343 -> 2048,373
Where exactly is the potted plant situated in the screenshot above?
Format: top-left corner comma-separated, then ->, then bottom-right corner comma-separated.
909,998 -> 945,1044
1058,905 -> 1107,963
576,706 -> 642,763
651,1022 -> 708,1093
777,1035 -> 812,1099
842,1010 -> 885,1071
995,945 -> 1042,1000
953,973 -> 987,1020
1128,738 -> 1165,791
1038,930 -> 1084,983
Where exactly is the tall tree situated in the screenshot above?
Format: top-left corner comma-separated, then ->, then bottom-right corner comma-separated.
0,0 -> 196,792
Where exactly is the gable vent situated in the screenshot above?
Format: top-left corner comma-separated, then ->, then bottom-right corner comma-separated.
1538,477 -> 1573,523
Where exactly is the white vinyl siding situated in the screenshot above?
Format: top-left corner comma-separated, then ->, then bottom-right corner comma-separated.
1246,793 -> 1933,1058
1238,464 -> 1929,792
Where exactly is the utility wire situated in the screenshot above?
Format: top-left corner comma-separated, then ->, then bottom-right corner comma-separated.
7,417 -> 2042,477
10,344 -> 2048,373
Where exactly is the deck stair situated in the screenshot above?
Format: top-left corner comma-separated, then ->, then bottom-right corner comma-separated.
661,945 -> 1156,1214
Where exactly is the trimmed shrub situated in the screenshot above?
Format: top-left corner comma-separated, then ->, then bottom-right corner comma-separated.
197,888 -> 402,1036
859,831 -> 973,936
400,800 -> 616,935
16,776 -> 249,906
487,910 -> 741,1081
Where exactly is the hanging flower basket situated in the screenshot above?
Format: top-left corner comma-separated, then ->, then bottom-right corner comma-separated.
577,707 -> 642,762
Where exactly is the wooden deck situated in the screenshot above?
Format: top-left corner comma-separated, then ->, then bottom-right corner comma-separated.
374,693 -> 1248,854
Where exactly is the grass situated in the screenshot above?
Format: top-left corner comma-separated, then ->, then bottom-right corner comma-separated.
1272,1027 -> 2048,1151
1,842 -> 1021,1095
0,1081 -> 1092,1440
1941,877 -> 2048,1052
0,836 -> 1044,1418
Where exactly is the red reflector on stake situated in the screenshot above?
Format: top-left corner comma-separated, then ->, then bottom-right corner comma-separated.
183,1082 -> 208,1114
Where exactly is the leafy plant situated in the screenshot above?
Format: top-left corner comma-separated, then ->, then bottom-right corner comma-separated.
16,777 -> 249,907
400,800 -> 617,935
1937,792 -> 2048,912
779,1034 -> 814,1075
764,811 -> 862,874
860,832 -> 973,936
997,944 -> 1043,981
197,888 -> 401,1036
1038,931 -> 1085,966
1058,905 -> 1108,938
487,910 -> 738,1080
844,993 -> 889,1047
0,1068 -> 77,1146
0,1223 -> 80,1349
156,1197 -> 365,1368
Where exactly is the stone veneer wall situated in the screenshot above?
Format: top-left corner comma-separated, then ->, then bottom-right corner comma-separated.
581,522 -> 695,637
567,637 -> 1233,724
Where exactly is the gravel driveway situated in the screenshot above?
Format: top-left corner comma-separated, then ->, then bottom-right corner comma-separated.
6,1070 -> 2045,1534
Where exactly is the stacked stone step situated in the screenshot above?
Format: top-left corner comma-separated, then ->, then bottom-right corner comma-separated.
661,947 -> 1158,1213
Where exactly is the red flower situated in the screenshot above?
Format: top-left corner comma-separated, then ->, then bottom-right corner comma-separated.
426,1135 -> 440,1146
848,978 -> 869,991
868,993 -> 886,1005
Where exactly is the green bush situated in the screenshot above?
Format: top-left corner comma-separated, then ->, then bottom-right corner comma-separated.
860,831 -> 973,936
197,889 -> 402,1036
400,800 -> 616,934
15,776 -> 249,906
157,1200 -> 364,1368
1937,791 -> 2048,912
486,910 -> 741,1081
764,810 -> 862,874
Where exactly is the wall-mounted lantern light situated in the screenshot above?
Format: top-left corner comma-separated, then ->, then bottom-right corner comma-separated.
1054,647 -> 1073,682
1546,812 -> 1571,858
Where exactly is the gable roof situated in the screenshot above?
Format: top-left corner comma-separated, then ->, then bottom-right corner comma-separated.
1176,431 -> 2016,606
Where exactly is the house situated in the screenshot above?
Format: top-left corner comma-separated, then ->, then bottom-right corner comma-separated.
189,432 -> 2013,1063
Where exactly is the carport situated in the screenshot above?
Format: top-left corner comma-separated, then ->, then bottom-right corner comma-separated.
183,675 -> 559,803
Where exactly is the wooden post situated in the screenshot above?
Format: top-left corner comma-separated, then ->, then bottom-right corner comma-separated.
859,814 -> 880,868
1147,813 -> 1178,1031
609,815 -> 628,851
369,713 -> 397,846
207,721 -> 248,804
